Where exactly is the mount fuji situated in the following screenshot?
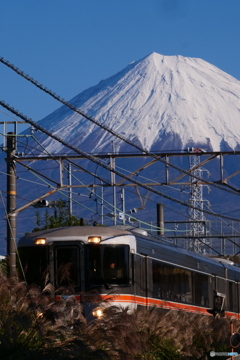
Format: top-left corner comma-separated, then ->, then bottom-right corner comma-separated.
35,52 -> 240,154
2,52 -> 240,255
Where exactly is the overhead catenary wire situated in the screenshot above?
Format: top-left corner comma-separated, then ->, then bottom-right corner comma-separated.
0,188 -> 34,204
2,153 -> 234,249
14,139 -> 181,232
0,153 -> 127,226
203,202 -> 240,249
5,137 -> 229,228
2,100 -> 240,225
16,137 -> 45,155
1,128 -> 238,241
30,136 -> 126,223
115,163 -> 192,195
0,122 -> 205,232
0,170 -> 54,188
18,136 -> 195,224
0,168 -> 202,233
1,56 -> 240,198
0,109 -> 22,121
123,178 -> 240,241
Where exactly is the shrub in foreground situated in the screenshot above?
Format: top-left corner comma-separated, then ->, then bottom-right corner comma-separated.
0,272 -> 238,359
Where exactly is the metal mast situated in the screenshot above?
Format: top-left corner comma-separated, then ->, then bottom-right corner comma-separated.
188,148 -> 209,253
6,132 -> 17,277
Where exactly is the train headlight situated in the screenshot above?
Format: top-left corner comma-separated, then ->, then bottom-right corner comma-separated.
34,238 -> 46,245
88,236 -> 101,243
92,308 -> 104,318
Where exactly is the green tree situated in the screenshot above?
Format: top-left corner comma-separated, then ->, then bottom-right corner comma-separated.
32,199 -> 84,232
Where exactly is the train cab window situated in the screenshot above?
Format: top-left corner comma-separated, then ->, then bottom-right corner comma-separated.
55,246 -> 80,288
86,245 -> 130,287
18,247 -> 48,287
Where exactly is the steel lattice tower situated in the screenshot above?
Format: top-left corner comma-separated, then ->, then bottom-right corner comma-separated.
188,150 -> 209,253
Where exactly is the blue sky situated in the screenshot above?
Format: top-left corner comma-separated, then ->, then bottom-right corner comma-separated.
1,0 -> 240,132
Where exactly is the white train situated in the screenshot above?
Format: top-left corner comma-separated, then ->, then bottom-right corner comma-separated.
18,225 -> 240,318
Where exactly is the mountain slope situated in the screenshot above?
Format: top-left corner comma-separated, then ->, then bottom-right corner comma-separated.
36,52 -> 240,153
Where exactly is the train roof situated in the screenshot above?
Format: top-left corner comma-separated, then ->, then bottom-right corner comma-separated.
132,229 -> 240,280
18,226 -> 135,247
17,225 -> 240,280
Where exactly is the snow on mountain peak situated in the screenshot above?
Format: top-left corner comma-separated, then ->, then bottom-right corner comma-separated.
38,52 -> 240,153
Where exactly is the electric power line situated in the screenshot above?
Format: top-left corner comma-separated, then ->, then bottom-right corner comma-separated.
1,56 -> 240,198
1,99 -> 240,224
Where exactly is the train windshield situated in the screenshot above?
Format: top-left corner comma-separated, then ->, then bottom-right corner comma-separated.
86,244 -> 130,287
54,245 -> 80,289
18,247 -> 48,287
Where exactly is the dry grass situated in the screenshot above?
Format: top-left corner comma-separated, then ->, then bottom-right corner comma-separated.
0,270 -> 238,360
131,308 -> 233,359
71,305 -> 237,360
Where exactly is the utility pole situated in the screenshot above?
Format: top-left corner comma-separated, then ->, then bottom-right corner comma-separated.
121,188 -> 126,225
110,155 -> 117,225
6,132 -> 17,277
68,163 -> 72,215
101,181 -> 104,225
157,203 -> 164,236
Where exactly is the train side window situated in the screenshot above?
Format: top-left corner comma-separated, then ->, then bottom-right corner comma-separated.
152,261 -> 170,299
152,261 -> 192,303
170,268 -> 181,301
180,269 -> 192,304
193,272 -> 209,306
228,282 -> 238,312
229,282 -> 234,312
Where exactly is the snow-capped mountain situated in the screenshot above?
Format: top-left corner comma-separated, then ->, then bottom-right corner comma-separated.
2,52 -> 240,255
36,52 -> 240,154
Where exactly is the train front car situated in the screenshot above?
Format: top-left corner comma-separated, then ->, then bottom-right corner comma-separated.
17,226 -> 136,316
18,225 -> 240,319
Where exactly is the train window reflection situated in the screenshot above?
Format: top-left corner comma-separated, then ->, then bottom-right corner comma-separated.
193,273 -> 209,306
152,261 -> 192,304
86,245 -> 129,287
55,246 -> 80,288
18,247 -> 47,287
152,260 -> 209,306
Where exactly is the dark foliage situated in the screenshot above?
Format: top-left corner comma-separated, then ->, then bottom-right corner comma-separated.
32,199 -> 84,232
0,272 -> 238,359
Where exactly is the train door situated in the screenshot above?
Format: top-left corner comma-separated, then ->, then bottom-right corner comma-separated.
208,275 -> 226,316
49,242 -> 84,292
237,282 -> 240,320
133,255 -> 152,306
228,281 -> 239,317
141,256 -> 148,307
146,257 -> 153,308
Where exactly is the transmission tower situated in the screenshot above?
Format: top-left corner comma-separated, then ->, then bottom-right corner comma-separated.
188,148 -> 209,253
